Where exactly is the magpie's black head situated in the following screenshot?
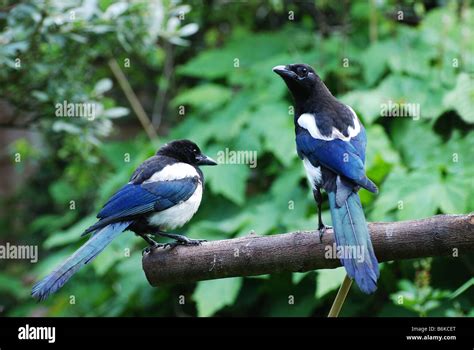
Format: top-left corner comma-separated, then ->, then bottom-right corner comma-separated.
272,63 -> 323,102
157,140 -> 217,166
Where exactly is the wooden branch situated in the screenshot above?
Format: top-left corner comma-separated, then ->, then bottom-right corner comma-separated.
142,213 -> 474,286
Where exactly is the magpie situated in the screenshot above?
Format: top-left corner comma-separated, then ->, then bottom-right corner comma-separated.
273,64 -> 379,294
32,139 -> 217,300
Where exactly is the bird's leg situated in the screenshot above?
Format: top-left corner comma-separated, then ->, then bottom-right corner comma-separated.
138,233 -> 164,255
156,231 -> 207,248
313,187 -> 331,242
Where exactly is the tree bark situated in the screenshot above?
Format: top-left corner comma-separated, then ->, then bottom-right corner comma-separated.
142,213 -> 474,286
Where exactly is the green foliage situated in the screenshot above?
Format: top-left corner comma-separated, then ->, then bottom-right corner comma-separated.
194,278 -> 243,317
315,268 -> 347,299
371,123 -> 473,221
390,279 -> 451,317
1,0 -> 472,317
444,73 -> 474,123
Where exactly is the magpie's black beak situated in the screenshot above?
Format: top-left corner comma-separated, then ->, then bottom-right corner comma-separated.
196,154 -> 218,166
272,65 -> 297,80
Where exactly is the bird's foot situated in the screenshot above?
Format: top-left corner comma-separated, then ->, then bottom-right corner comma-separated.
142,243 -> 165,256
158,232 -> 207,248
163,237 -> 207,249
318,224 -> 332,243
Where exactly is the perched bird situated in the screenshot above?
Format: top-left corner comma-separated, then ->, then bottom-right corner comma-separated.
273,64 -> 379,293
32,139 -> 217,300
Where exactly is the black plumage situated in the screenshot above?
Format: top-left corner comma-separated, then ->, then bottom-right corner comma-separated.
274,63 -> 380,293
32,139 -> 217,300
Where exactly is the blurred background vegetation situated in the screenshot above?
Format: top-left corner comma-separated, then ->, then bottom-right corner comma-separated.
0,0 -> 473,317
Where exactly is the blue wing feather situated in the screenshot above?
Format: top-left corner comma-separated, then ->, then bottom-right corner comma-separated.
84,177 -> 199,234
98,184 -> 158,218
98,177 -> 198,219
32,221 -> 131,300
296,129 -> 376,192
349,127 -> 367,165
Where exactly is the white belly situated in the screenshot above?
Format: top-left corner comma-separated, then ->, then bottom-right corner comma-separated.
302,157 -> 322,190
147,184 -> 203,230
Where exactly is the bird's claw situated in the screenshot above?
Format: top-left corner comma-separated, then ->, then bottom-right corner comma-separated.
163,238 -> 207,249
142,243 -> 165,256
318,225 -> 332,243
188,238 -> 207,245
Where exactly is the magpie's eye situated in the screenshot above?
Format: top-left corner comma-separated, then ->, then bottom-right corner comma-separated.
297,67 -> 308,78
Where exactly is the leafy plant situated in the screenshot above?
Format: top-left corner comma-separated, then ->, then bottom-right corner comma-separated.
0,0 -> 472,317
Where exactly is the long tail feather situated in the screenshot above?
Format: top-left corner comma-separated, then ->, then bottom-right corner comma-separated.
328,192 -> 379,294
32,221 -> 131,301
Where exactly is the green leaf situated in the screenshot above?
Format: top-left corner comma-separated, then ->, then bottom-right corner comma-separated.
102,107 -> 129,118
315,267 -> 347,298
443,73 -> 474,123
173,84 -> 232,112
372,145 -> 471,220
391,120 -> 442,169
342,75 -> 446,124
103,2 -> 129,20
177,48 -> 236,79
52,121 -> 82,134
177,28 -> 310,80
386,28 -> 435,79
179,23 -> 198,37
203,162 -> 249,205
242,200 -> 281,235
187,212 -> 253,240
450,278 -> 474,299
44,215 -> 97,249
94,78 -> 113,95
292,271 -> 310,284
397,169 -> 440,220
170,116 -> 216,146
360,41 -> 394,86
248,103 -> 296,166
370,167 -> 407,221
438,175 -> 468,214
114,251 -> 149,297
207,93 -> 253,142
365,125 -> 400,183
193,277 -> 243,316
269,162 -> 305,202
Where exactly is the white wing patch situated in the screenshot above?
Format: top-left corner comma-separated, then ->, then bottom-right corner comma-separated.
345,105 -> 361,139
144,162 -> 199,183
148,183 -> 203,230
297,107 -> 361,142
302,157 -> 322,189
